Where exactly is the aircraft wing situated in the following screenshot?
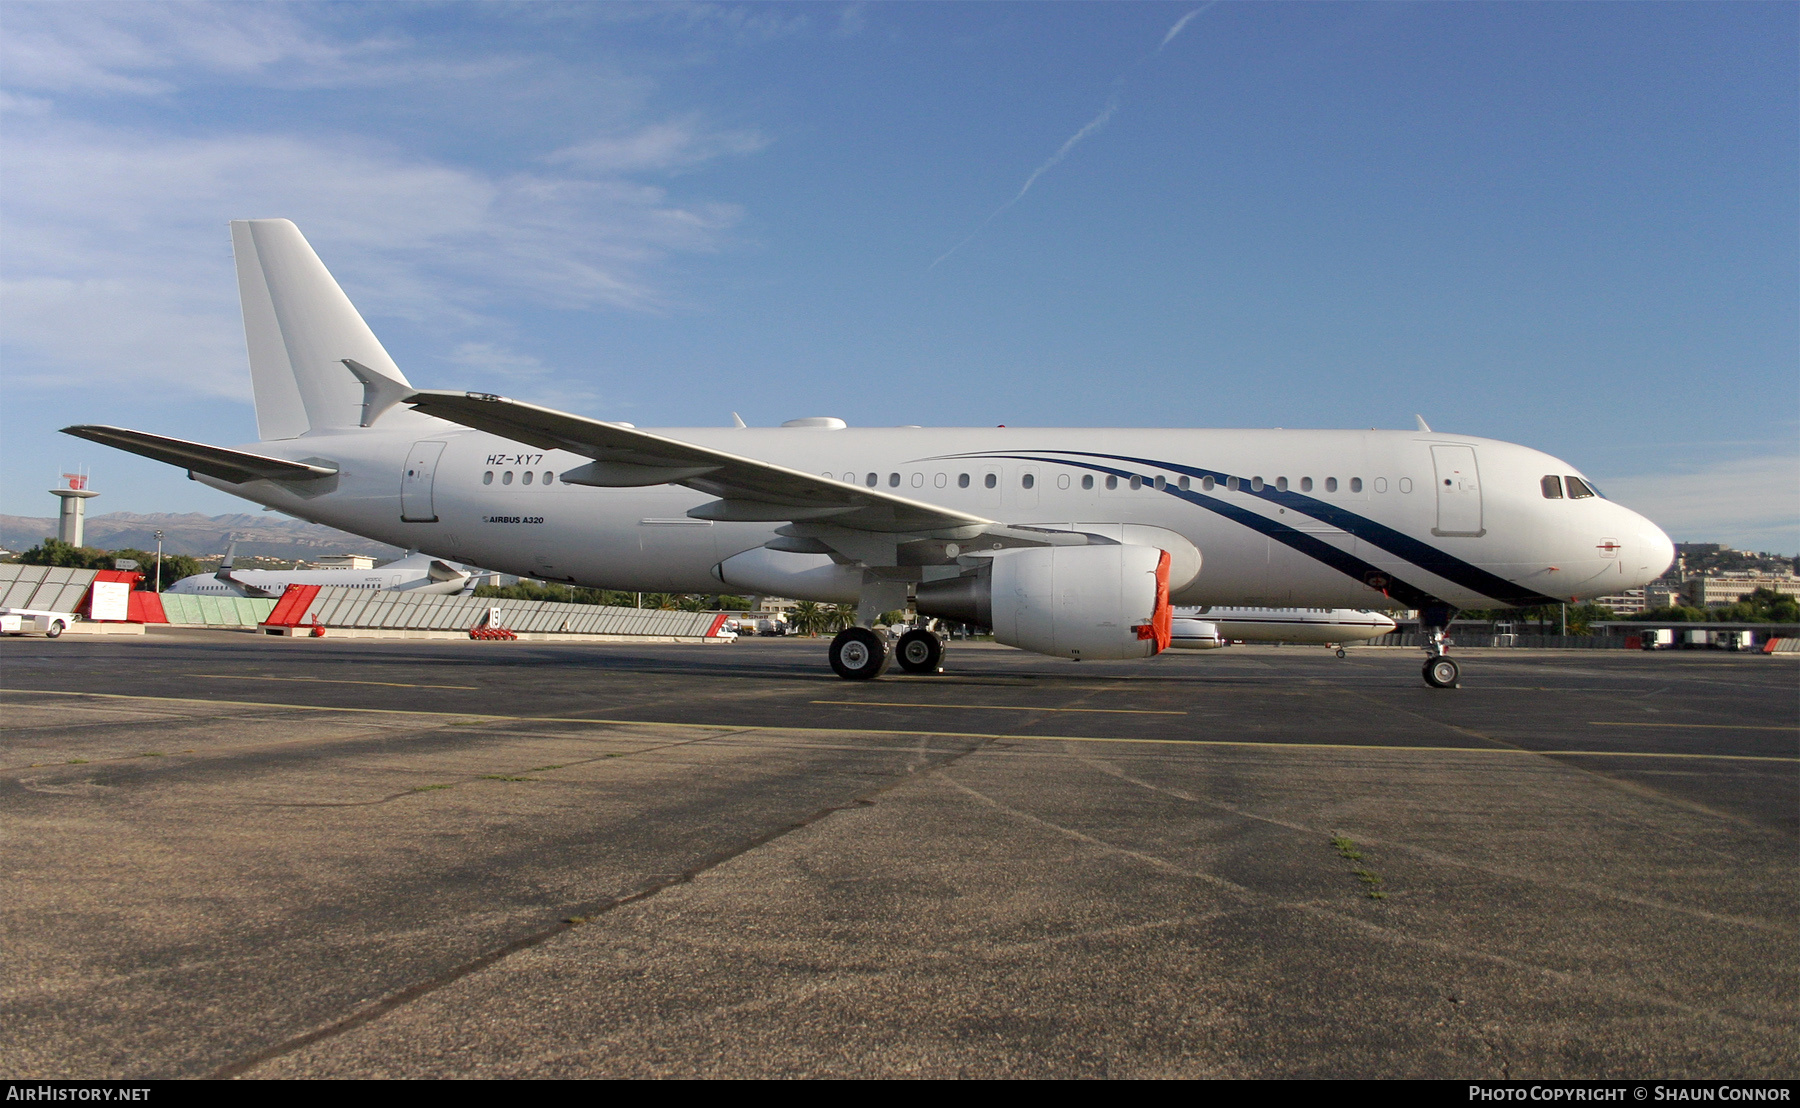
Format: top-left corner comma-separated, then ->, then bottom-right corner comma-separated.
61,426 -> 339,484
404,390 -> 992,534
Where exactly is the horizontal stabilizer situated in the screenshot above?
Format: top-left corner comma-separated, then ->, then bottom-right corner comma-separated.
61,426 -> 338,484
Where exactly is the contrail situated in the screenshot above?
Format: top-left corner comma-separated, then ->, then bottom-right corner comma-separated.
931,4 -> 1220,269
931,88 -> 1120,269
1159,1 -> 1218,51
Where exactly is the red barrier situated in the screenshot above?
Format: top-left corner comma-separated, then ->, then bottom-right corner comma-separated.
264,584 -> 322,627
128,591 -> 167,623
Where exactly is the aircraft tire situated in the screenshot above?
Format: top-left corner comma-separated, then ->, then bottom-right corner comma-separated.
1423,657 -> 1459,689
1334,647 -> 1347,659
45,621 -> 64,639
895,629 -> 944,674
829,627 -> 891,680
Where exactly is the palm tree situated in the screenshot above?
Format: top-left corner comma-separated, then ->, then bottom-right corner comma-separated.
826,604 -> 857,632
791,601 -> 823,636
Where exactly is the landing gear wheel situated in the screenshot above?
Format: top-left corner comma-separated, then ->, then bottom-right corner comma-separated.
45,622 -> 64,639
1334,647 -> 1347,659
829,627 -> 891,680
895,629 -> 945,674
1423,657 -> 1460,688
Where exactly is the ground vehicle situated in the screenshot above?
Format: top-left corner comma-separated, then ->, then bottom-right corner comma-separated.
0,608 -> 74,637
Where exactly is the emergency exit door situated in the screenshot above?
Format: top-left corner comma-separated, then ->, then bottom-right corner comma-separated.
401,441 -> 447,522
1430,445 -> 1483,536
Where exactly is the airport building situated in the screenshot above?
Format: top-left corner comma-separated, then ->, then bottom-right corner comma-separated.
1591,589 -> 1651,615
1686,572 -> 1800,607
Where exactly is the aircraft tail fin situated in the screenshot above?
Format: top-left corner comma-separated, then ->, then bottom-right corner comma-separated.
230,219 -> 425,440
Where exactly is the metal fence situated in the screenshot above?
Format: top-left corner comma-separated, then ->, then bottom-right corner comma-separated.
297,586 -> 726,637
0,565 -> 99,613
1367,632 -> 1632,649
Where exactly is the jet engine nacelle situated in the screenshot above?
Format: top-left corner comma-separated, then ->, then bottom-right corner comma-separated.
917,544 -> 1172,660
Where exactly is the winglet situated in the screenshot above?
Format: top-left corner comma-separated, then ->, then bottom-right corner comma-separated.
1415,414 -> 1432,432
731,412 -> 747,429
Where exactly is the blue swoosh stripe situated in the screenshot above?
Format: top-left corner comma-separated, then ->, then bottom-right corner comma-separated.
935,449 -> 1560,608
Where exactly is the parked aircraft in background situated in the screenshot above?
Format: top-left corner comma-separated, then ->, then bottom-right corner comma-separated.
1170,607 -> 1398,656
68,220 -> 1674,687
168,549 -> 473,598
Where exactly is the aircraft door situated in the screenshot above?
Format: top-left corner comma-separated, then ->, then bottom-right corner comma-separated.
401,441 -> 447,522
1430,445 -> 1482,536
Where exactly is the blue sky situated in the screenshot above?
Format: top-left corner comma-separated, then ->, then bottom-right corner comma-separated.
4,2 -> 1795,550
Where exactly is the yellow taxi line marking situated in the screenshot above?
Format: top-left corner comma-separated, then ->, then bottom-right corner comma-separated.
1588,721 -> 1798,732
810,700 -> 1185,715
185,674 -> 480,691
5,689 -> 1792,763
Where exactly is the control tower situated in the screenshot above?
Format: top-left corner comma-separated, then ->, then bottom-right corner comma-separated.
50,472 -> 99,547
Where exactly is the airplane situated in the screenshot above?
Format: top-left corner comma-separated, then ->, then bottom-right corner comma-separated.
168,545 -> 474,598
1171,607 -> 1398,656
65,219 -> 1675,688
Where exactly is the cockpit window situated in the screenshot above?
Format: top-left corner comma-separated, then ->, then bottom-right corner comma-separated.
1565,476 -> 1595,499
1541,475 -> 1563,499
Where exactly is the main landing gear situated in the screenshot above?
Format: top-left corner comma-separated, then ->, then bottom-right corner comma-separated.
895,628 -> 945,674
828,627 -> 947,680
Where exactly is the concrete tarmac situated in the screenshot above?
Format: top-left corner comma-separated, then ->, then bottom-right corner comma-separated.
2,630 -> 1794,1078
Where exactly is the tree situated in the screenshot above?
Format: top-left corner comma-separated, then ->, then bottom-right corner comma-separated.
791,601 -> 825,636
16,540 -> 201,589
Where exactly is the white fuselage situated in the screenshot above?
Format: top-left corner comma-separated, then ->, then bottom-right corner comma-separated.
166,554 -> 471,597
192,422 -> 1673,613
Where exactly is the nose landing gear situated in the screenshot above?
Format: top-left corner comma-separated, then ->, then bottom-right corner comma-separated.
1420,603 -> 1460,688
1423,655 -> 1460,688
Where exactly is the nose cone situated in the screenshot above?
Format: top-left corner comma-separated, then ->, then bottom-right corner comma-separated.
1628,512 -> 1676,588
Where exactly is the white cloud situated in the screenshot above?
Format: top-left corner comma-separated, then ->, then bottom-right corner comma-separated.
1,113 -> 752,397
0,3 -> 406,95
1598,454 -> 1800,553
546,118 -> 767,175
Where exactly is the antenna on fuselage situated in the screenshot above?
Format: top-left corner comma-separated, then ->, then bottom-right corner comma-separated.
1415,414 -> 1432,432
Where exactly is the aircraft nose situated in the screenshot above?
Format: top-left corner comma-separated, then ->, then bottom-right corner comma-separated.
1630,513 -> 1675,587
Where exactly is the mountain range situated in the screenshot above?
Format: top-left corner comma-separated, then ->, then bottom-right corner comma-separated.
1,512 -> 404,561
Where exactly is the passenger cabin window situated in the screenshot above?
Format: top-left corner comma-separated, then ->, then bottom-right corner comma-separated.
865,473 -> 877,487
502,471 -> 514,485
483,471 -> 494,485
522,471 -> 534,485
1178,476 -> 1189,491
1129,476 -> 1142,490
1057,474 -> 1070,490
984,473 -> 997,489
1566,476 -> 1596,499
1276,477 -> 1288,492
888,473 -> 900,487
1082,475 -> 1094,490
1021,473 -> 1035,489
544,472 -> 554,485
958,473 -> 970,488
935,473 -> 947,488
1300,477 -> 1312,492
912,473 -> 924,488
1349,477 -> 1362,492
1251,477 -> 1264,492
1154,476 -> 1166,491
1325,477 -> 1337,492
1106,475 -> 1119,490
1202,476 -> 1215,491
1541,475 -> 1563,499
1226,477 -> 1239,491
